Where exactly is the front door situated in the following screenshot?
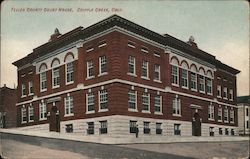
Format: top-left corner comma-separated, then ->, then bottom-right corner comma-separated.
192,113 -> 201,136
49,106 -> 60,132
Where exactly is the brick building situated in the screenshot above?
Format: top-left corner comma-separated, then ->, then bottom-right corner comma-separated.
13,15 -> 240,137
0,85 -> 17,128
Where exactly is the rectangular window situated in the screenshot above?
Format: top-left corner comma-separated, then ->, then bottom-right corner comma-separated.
171,65 -> 178,85
65,96 -> 73,116
154,64 -> 161,81
246,108 -> 249,116
223,87 -> 228,99
153,51 -> 160,57
154,95 -> 162,114
52,67 -> 60,87
28,105 -> 34,122
229,89 -> 233,100
219,128 -> 223,135
66,124 -> 73,133
87,60 -> 94,78
66,62 -> 74,83
141,46 -> 148,53
87,92 -> 94,112
199,75 -> 205,93
39,102 -> 47,120
98,40 -> 107,48
129,120 -> 137,133
99,89 -> 108,110
230,109 -> 234,123
21,84 -> 26,97
143,122 -> 150,134
156,123 -> 162,134
21,107 -> 27,123
191,72 -> 197,90
217,85 -> 221,97
28,81 -> 33,95
246,121 -> 249,129
218,107 -> 222,121
174,124 -> 181,135
128,90 -> 137,110
99,120 -> 107,134
209,127 -> 214,136
181,69 -> 188,88
207,78 -> 212,95
208,104 -> 214,120
141,60 -> 149,79
231,129 -> 235,136
225,128 -> 229,135
40,72 -> 47,91
99,56 -> 107,75
87,122 -> 94,135
128,56 -> 135,75
86,45 -> 94,52
142,92 -> 150,112
173,96 -> 181,116
128,41 -> 135,48
224,107 -> 229,122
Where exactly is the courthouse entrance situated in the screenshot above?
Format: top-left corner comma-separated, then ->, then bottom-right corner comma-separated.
49,104 -> 60,132
192,112 -> 201,136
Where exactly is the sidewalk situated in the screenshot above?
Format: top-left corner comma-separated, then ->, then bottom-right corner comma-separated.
0,128 -> 249,144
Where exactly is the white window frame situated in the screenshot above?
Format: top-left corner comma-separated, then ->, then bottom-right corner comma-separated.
224,107 -> 229,123
66,62 -> 74,85
87,60 -> 95,79
181,69 -> 188,89
171,65 -> 179,86
207,78 -> 212,95
128,90 -> 137,111
52,67 -> 60,88
190,72 -> 197,91
99,89 -> 108,112
128,56 -> 136,76
153,64 -> 161,82
142,92 -> 150,113
154,95 -> 162,115
208,103 -> 214,120
28,81 -> 33,96
21,84 -> 26,97
223,87 -> 228,99
28,104 -> 34,122
199,75 -> 205,93
39,101 -> 47,121
86,90 -> 95,114
99,56 -> 107,76
229,89 -> 233,101
40,71 -> 47,92
230,109 -> 234,123
141,60 -> 149,80
173,95 -> 181,116
217,85 -> 221,98
64,95 -> 74,117
21,106 -> 27,123
218,106 -> 222,122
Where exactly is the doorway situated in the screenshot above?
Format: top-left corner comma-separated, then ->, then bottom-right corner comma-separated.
49,106 -> 60,132
192,113 -> 201,136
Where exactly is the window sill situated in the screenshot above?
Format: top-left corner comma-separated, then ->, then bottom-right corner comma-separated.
224,121 -> 229,123
128,44 -> 135,48
229,99 -> 233,101
21,121 -> 27,124
171,83 -> 179,87
181,86 -> 189,89
153,79 -> 162,83
230,122 -> 235,124
40,89 -> 47,93
86,76 -> 95,80
66,81 -> 74,85
98,43 -> 107,48
98,109 -> 108,113
173,114 -> 182,117
207,93 -> 213,96
154,112 -> 163,115
86,111 -> 95,114
217,96 -> 222,99
29,120 -> 34,123
199,91 -> 205,94
128,108 -> 138,112
64,114 -> 74,117
21,95 -> 27,98
98,72 -> 108,77
191,88 -> 197,92
52,85 -> 60,89
223,97 -> 228,100
39,118 -> 47,121
28,93 -> 34,96
208,118 -> 215,121
142,110 -> 151,114
141,76 -> 150,80
127,73 -> 137,77
218,120 -> 222,122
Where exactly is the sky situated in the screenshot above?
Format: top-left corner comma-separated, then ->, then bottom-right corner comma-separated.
1,0 -> 249,96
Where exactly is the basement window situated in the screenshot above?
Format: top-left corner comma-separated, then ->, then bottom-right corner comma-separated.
65,124 -> 73,133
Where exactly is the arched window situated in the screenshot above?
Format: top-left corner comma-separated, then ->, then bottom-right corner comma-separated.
39,63 -> 47,92
171,57 -> 179,85
65,53 -> 74,84
51,59 -> 60,88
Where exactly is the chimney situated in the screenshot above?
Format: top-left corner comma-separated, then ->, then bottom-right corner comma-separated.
187,36 -> 198,48
49,28 -> 61,42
